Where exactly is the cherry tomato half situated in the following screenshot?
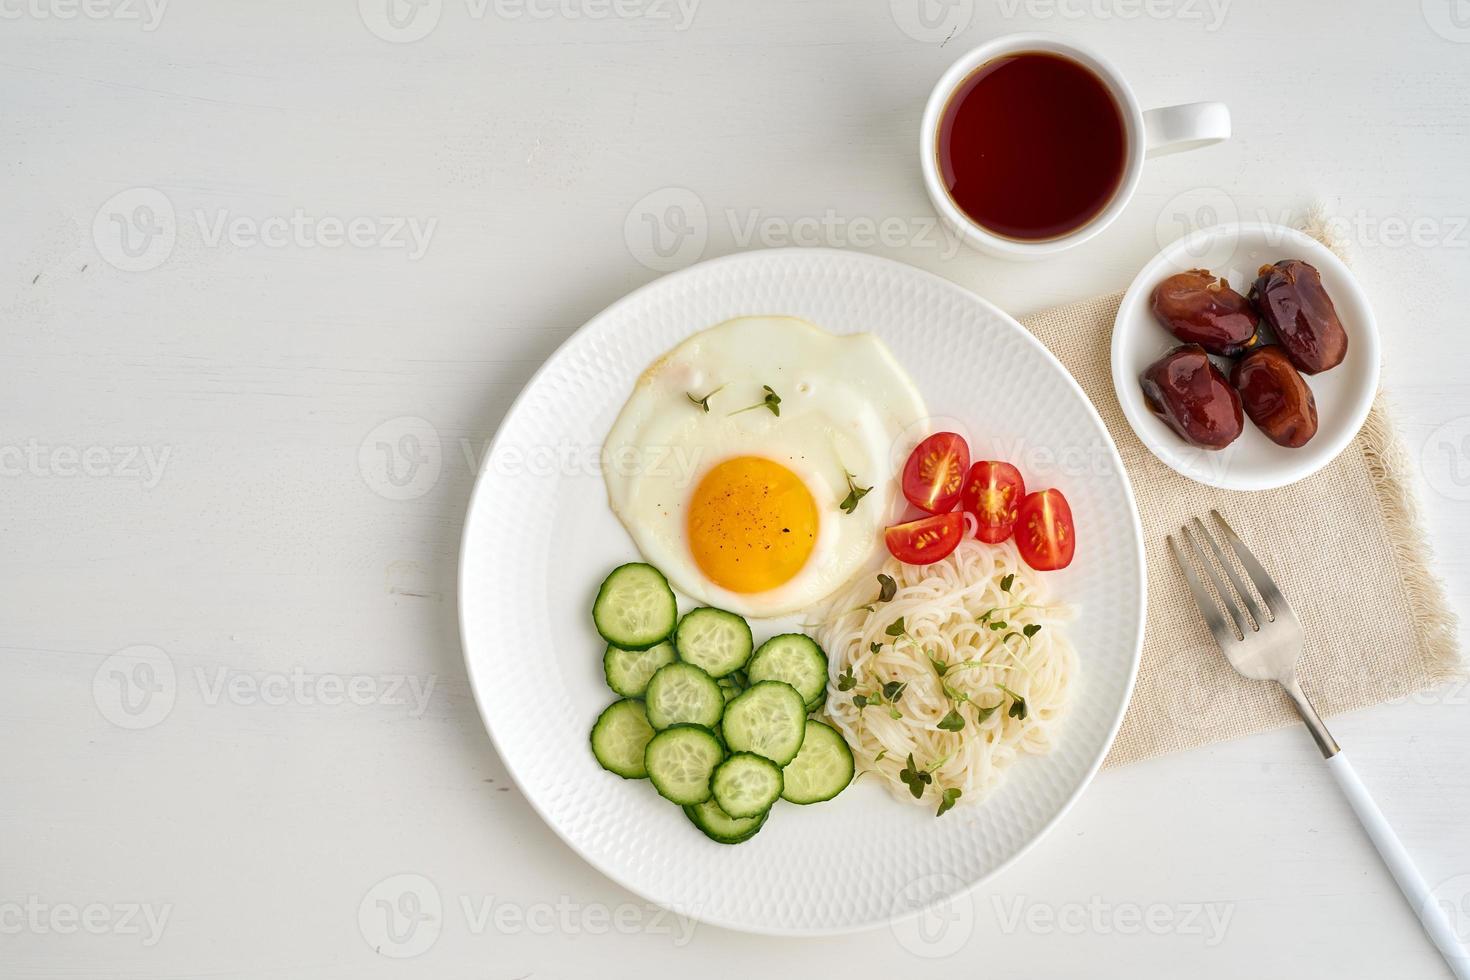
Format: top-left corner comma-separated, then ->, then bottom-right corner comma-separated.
901,432 -> 970,515
961,460 -> 1026,543
1015,489 -> 1075,571
884,512 -> 966,566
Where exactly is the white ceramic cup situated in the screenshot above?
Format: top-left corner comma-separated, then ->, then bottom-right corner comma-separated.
920,33 -> 1231,259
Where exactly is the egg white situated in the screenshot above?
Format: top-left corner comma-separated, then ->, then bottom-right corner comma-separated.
603,316 -> 928,619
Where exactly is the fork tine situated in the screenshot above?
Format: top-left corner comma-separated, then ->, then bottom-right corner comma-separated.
1191,516 -> 1266,629
1211,510 -> 1291,620
1167,533 -> 1238,649
1182,524 -> 1248,640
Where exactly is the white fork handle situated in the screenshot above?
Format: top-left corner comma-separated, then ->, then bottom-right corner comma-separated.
1326,752 -> 1470,979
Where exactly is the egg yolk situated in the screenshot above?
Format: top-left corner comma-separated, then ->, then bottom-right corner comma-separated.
687,456 -> 818,594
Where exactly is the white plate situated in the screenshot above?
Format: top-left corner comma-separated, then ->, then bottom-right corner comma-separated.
1112,222 -> 1381,491
459,248 -> 1146,935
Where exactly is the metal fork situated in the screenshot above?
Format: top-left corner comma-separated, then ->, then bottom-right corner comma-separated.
1170,511 -> 1467,979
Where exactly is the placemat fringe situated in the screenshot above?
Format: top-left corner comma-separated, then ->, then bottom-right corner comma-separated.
1358,397 -> 1464,685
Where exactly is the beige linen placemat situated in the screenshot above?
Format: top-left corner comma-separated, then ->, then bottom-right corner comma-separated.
1019,290 -> 1462,767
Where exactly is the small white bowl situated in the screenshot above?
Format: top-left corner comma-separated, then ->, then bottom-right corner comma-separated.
1111,222 -> 1381,491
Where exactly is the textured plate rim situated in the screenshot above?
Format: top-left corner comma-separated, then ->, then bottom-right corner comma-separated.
1110,222 -> 1382,491
458,247 -> 1147,936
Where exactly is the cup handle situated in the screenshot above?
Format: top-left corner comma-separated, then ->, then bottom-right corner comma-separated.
1142,102 -> 1231,158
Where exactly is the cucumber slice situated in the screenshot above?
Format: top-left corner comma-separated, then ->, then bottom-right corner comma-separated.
592,563 -> 677,650
644,724 -> 723,805
683,798 -> 769,845
603,641 -> 677,698
780,720 -> 855,804
674,607 -> 753,678
717,674 -> 744,705
644,663 -> 723,730
747,633 -> 828,711
720,681 -> 806,766
589,699 -> 655,779
711,752 -> 783,818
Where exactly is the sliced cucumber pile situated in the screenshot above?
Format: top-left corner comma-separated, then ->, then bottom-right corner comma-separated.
712,752 -> 783,818
593,563 -> 677,649
747,633 -> 829,711
590,699 -> 655,779
717,675 -> 746,705
721,681 -> 808,766
604,641 -> 677,698
587,563 -> 853,845
645,662 -> 724,730
674,607 -> 753,677
645,725 -> 724,805
780,720 -> 855,804
684,797 -> 768,844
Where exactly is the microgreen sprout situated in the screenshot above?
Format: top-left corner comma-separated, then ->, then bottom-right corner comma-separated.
899,753 -> 932,800
876,573 -> 897,602
839,471 -> 871,515
685,384 -> 726,413
730,385 -> 781,417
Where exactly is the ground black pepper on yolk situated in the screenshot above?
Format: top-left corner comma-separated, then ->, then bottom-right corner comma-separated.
686,455 -> 819,594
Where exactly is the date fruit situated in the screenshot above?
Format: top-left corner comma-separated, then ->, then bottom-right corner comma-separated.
1249,259 -> 1347,374
1140,345 -> 1244,451
1230,346 -> 1318,448
1150,269 -> 1260,356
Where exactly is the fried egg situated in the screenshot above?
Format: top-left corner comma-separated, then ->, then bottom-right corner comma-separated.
603,316 -> 928,618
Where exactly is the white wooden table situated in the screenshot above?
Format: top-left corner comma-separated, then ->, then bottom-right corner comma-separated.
3,1 -> 1469,976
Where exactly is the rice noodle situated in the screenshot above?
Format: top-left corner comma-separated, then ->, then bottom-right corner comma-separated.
815,537 -> 1076,808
